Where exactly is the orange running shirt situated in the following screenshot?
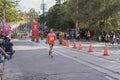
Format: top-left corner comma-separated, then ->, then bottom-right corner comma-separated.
48,33 -> 56,44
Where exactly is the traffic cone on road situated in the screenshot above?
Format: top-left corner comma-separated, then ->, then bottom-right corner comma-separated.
103,44 -> 109,56
64,40 -> 67,46
65,40 -> 67,46
78,42 -> 82,50
65,40 -> 68,46
67,40 -> 70,47
73,40 -> 77,48
88,42 -> 93,52
62,39 -> 64,46
62,39 -> 65,46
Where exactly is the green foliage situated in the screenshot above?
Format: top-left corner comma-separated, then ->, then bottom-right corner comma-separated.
20,8 -> 40,30
28,8 -> 40,22
0,0 -> 24,23
56,0 -> 61,4
45,4 -> 75,30
45,0 -> 120,33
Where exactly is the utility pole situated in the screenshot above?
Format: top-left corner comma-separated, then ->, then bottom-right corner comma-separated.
42,0 -> 45,32
104,0 -> 106,29
75,0 -> 79,38
41,0 -> 47,33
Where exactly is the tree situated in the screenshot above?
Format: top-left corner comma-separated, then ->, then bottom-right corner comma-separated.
45,3 -> 75,31
0,0 -> 24,24
24,8 -> 40,30
89,0 -> 120,31
45,0 -> 120,35
56,0 -> 61,4
28,8 -> 40,22
65,0 -> 120,33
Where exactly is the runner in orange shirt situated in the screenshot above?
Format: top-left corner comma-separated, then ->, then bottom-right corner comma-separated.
47,28 -> 56,57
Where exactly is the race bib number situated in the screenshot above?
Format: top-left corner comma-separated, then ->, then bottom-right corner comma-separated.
50,37 -> 54,40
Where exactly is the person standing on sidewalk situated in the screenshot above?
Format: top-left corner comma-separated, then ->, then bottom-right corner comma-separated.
47,28 -> 56,57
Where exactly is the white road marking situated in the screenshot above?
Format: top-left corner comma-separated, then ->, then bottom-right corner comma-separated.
54,50 -> 120,80
53,51 -> 58,55
105,76 -> 114,80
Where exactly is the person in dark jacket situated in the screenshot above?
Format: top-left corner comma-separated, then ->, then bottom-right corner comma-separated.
4,38 -> 15,60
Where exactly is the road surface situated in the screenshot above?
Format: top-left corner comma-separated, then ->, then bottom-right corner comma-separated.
4,39 -> 120,80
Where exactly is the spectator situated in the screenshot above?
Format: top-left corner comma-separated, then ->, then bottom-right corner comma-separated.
0,39 -> 9,62
4,38 -> 15,60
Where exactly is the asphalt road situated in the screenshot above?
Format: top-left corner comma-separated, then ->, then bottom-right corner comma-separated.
4,39 -> 118,80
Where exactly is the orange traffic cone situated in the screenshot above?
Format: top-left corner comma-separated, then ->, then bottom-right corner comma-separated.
64,40 -> 66,46
62,39 -> 64,46
65,40 -> 67,46
103,44 -> 109,56
78,42 -> 82,50
73,40 -> 77,48
67,40 -> 70,47
88,43 -> 93,52
63,40 -> 65,46
63,40 -> 66,46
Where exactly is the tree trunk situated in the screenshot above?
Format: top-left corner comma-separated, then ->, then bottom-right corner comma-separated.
75,20 -> 79,38
75,0 -> 79,38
